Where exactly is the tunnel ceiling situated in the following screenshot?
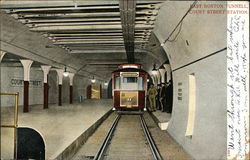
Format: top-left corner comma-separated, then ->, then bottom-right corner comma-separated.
0,0 -> 167,81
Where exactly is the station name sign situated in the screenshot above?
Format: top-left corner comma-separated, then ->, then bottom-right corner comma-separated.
11,78 -> 42,88
121,72 -> 139,77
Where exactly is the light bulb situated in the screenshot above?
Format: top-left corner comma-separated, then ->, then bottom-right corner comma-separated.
63,72 -> 69,77
152,64 -> 158,75
91,76 -> 96,83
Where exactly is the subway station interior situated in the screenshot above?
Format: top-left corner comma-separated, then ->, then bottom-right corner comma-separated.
0,0 -> 240,160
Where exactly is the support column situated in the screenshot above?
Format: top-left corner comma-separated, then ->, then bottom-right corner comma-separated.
69,73 -> 75,104
41,65 -> 51,109
159,67 -> 166,84
20,60 -> 33,112
56,69 -> 64,106
0,51 -> 6,62
163,64 -> 171,83
152,74 -> 157,86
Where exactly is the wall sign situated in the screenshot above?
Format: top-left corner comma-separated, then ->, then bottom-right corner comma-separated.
178,82 -> 182,100
11,78 -> 42,88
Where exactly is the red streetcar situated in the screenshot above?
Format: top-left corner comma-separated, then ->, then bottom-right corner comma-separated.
112,64 -> 148,111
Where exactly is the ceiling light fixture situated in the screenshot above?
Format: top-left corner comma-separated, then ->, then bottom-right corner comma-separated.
91,76 -> 96,83
104,81 -> 108,86
63,66 -> 69,77
152,64 -> 158,75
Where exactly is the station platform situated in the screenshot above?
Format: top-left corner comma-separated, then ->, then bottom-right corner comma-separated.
151,111 -> 171,130
1,99 -> 113,160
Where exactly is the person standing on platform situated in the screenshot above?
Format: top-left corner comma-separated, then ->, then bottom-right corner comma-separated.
160,83 -> 166,112
165,80 -> 173,113
147,85 -> 157,111
156,84 -> 161,110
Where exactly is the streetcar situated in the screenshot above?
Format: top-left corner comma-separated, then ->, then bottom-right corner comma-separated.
112,64 -> 148,111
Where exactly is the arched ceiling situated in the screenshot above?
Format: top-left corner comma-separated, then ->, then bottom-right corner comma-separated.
0,0 -> 168,81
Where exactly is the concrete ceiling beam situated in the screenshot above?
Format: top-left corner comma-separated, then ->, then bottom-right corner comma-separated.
15,11 -> 157,19
62,44 -> 125,47
0,0 -> 163,9
47,32 -> 149,37
29,24 -> 154,32
68,47 -> 125,50
53,41 -> 147,45
4,4 -> 160,13
69,50 -> 126,54
52,36 -> 125,39
0,1 -> 119,9
26,20 -> 154,28
51,36 -> 149,39
86,59 -> 136,64
55,38 -> 125,42
48,33 -> 123,36
17,12 -> 121,18
54,38 -> 147,42
20,16 -> 156,24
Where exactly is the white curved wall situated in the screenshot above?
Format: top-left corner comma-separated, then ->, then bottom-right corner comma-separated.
153,1 -> 227,159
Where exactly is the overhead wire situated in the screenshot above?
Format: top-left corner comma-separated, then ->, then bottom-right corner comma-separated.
167,21 -> 183,42
161,0 -> 198,45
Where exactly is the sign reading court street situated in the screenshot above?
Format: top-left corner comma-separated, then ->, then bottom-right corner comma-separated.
11,78 -> 42,88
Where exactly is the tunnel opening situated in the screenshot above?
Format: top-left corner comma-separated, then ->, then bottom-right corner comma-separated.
107,79 -> 113,99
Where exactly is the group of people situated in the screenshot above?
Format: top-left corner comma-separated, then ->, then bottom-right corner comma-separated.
147,81 -> 173,113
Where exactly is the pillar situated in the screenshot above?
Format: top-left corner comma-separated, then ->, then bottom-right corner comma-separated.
152,74 -> 157,86
69,73 -> 75,104
41,65 -> 51,109
159,67 -> 166,84
0,51 -> 6,62
20,60 -> 33,112
56,69 -> 64,106
163,64 -> 171,83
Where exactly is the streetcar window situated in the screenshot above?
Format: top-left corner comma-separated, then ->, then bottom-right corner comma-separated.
115,77 -> 120,89
138,77 -> 144,90
123,77 -> 137,83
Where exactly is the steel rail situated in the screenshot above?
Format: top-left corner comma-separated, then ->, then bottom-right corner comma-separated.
140,115 -> 163,160
94,114 -> 162,160
94,114 -> 121,160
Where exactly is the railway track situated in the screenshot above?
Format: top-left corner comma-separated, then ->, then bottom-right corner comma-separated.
94,113 -> 163,160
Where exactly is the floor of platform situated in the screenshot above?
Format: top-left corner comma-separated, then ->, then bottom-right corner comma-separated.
152,111 -> 171,123
151,111 -> 171,130
1,99 -> 112,160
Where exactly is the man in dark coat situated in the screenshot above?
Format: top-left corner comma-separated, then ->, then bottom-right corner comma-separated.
160,83 -> 167,112
165,80 -> 173,113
